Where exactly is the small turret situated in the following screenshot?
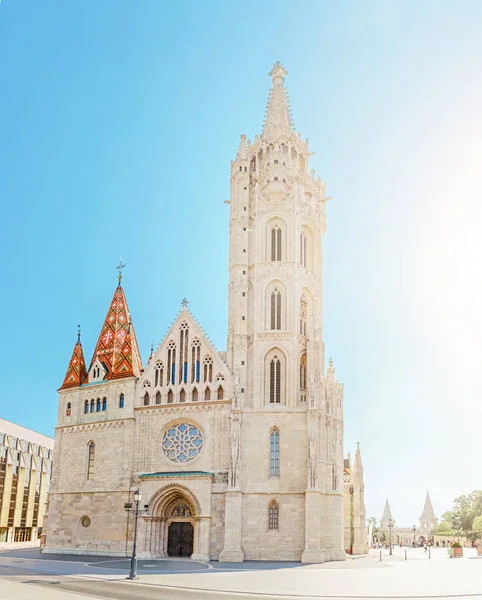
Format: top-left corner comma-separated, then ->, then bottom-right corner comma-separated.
59,326 -> 87,390
380,498 -> 395,530
419,490 -> 438,533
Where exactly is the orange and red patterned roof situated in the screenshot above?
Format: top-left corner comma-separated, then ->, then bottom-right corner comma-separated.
60,338 -> 87,390
88,284 -> 143,381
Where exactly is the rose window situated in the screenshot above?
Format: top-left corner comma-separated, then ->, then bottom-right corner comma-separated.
162,423 -> 203,463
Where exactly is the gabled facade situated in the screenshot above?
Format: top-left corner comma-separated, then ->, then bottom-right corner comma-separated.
45,63 -> 347,563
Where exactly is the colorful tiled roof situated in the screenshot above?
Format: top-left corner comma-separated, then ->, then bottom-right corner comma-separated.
88,284 -> 142,381
60,336 -> 87,390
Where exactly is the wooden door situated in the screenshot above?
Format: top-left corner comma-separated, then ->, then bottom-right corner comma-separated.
167,522 -> 194,557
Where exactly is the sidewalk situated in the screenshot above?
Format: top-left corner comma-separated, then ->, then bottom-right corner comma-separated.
0,577 -> 105,600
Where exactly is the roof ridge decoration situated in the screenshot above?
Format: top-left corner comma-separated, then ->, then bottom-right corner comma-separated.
59,326 -> 87,390
262,61 -> 295,141
88,282 -> 143,381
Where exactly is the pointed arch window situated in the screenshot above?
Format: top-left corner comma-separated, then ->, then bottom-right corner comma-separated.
84,400 -> 89,414
155,361 -> 162,387
191,339 -> 201,383
90,399 -> 95,413
270,289 -> 282,330
300,354 -> 307,402
96,398 -> 101,412
300,232 -> 308,268
102,397 -> 107,411
269,355 -> 282,403
203,356 -> 213,383
271,226 -> 282,261
268,500 -> 279,529
179,322 -> 189,384
66,402 -> 72,417
119,393 -> 125,409
155,391 -> 161,404
217,386 -> 224,400
205,387 -> 211,401
300,296 -> 307,337
87,442 -> 95,480
270,428 -> 280,477
167,389 -> 173,404
167,341 -> 176,385
143,392 -> 150,406
180,388 -> 186,403
192,387 -> 198,402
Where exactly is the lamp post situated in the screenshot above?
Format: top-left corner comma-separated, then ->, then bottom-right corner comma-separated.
125,489 -> 149,580
412,525 -> 416,548
349,486 -> 354,555
388,518 -> 393,556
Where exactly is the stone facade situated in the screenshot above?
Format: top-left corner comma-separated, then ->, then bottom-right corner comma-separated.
45,63 -> 346,563
343,444 -> 368,555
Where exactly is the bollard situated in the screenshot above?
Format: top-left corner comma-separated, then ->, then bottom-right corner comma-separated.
405,549 -> 407,560
429,547 -> 431,559
380,550 -> 382,561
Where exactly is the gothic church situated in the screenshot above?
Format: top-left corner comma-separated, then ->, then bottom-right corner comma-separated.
45,63 -> 347,562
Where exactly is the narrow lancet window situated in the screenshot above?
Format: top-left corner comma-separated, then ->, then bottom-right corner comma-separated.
87,442 -> 95,480
268,500 -> 279,529
270,428 -> 280,477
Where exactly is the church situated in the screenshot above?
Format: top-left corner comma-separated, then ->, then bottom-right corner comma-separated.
44,63 -> 351,562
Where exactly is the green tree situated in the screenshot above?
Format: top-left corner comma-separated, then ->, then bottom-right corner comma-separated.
433,520 -> 455,535
367,516 -> 379,537
472,515 -> 482,539
452,491 -> 482,539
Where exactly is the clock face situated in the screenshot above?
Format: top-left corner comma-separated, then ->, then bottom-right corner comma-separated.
161,423 -> 203,464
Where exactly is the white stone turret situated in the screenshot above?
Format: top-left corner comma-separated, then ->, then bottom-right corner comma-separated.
380,498 -> 395,530
419,491 -> 437,537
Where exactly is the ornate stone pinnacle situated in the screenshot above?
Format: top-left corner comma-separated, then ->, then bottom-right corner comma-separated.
269,61 -> 288,81
181,297 -> 189,309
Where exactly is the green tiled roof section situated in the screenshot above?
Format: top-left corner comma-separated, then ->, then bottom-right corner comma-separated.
138,471 -> 215,479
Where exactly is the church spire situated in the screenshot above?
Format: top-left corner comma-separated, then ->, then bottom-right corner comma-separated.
262,61 -> 294,140
354,442 -> 363,471
380,498 -> 394,528
59,326 -> 87,390
88,271 -> 142,381
419,490 -> 436,522
236,134 -> 249,161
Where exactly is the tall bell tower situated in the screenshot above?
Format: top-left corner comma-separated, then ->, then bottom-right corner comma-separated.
222,62 -> 345,563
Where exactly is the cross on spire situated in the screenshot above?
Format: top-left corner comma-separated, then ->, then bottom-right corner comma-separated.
116,257 -> 126,284
77,324 -> 81,343
181,297 -> 189,309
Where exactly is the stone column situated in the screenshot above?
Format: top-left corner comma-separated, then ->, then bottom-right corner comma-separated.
301,490 -> 326,563
158,518 -> 167,557
323,491 -> 346,561
191,517 -> 211,561
219,491 -> 244,562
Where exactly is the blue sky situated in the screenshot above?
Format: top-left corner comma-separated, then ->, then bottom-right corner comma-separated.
2,0 -> 482,525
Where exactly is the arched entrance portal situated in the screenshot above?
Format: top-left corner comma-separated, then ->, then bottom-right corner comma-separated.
166,500 -> 195,557
143,484 -> 210,561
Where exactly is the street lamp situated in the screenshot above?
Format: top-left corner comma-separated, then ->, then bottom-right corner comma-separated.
349,486 -> 354,555
124,489 -> 149,580
412,525 -> 416,548
388,518 -> 393,555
